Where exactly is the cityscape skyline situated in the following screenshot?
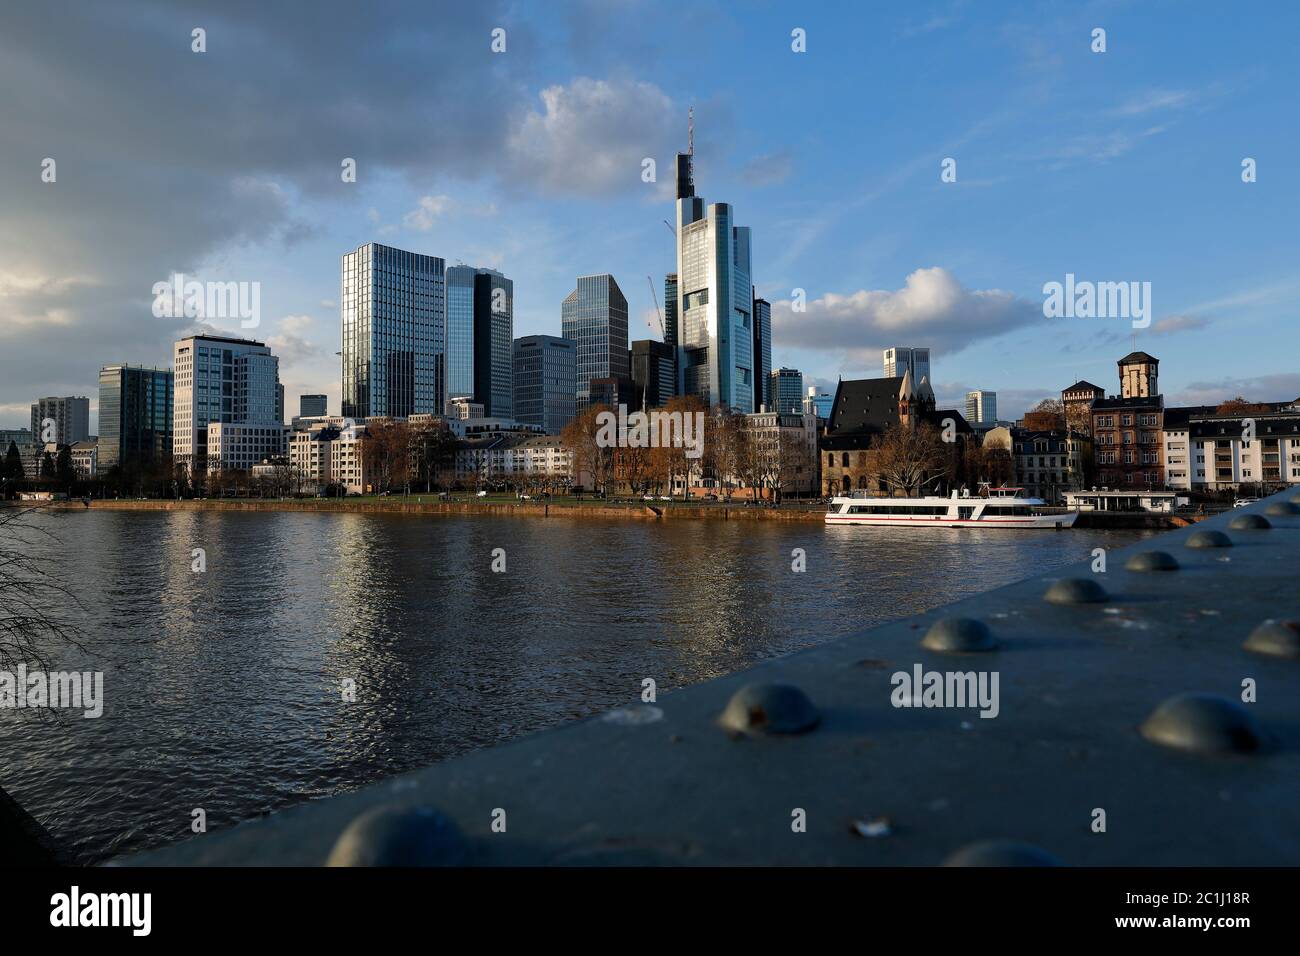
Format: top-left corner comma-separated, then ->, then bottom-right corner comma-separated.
4,2 -> 1300,435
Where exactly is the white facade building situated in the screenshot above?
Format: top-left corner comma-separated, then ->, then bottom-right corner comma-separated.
174,334 -> 283,475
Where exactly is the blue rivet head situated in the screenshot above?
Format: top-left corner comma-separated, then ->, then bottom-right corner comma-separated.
1243,619 -> 1300,659
1185,530 -> 1232,549
1139,693 -> 1262,755
943,840 -> 1059,867
326,804 -> 468,867
1124,550 -> 1179,572
922,617 -> 997,653
719,683 -> 819,735
1264,501 -> 1300,517
1229,513 -> 1271,531
1044,578 -> 1108,604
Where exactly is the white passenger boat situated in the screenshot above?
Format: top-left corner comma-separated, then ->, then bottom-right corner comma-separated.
825,486 -> 1078,529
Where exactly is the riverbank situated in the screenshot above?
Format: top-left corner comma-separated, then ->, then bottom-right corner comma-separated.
19,496 -> 1205,528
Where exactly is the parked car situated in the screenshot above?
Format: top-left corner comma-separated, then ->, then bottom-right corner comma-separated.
1233,497 -> 1258,508
476,490 -> 488,497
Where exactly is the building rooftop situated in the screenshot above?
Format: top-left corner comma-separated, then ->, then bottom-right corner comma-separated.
1118,350 -> 1159,365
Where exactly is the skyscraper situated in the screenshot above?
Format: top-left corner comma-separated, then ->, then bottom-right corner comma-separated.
670,125 -> 755,411
98,366 -> 173,472
30,396 -> 90,444
883,347 -> 931,385
299,394 -> 327,417
631,340 -> 676,410
769,368 -> 804,415
965,390 -> 998,425
446,265 -> 514,418
752,293 -> 772,411
173,334 -> 282,475
341,242 -> 445,419
562,274 -> 629,415
513,335 -> 576,434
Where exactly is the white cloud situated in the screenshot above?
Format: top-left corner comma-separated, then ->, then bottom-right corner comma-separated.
771,267 -> 1040,367
402,194 -> 453,231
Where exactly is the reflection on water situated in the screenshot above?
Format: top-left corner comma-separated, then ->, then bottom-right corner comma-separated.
0,509 -> 1152,861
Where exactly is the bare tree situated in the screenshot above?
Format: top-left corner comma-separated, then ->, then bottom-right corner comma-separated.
869,421 -> 948,496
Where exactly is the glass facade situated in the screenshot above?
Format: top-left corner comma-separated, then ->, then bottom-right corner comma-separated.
770,368 -> 804,415
98,365 -> 173,471
299,394 -> 327,417
631,339 -> 675,410
674,193 -> 754,411
561,275 -> 629,415
173,335 -> 280,474
513,335 -> 576,434
445,265 -> 513,418
341,242 -> 445,419
753,294 -> 771,410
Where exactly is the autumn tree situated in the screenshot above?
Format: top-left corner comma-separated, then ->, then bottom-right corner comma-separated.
363,419 -> 412,494
561,404 -> 616,495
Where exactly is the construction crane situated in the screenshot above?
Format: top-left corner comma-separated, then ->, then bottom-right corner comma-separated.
646,275 -> 665,338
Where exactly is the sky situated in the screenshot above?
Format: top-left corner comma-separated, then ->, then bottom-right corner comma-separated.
2,0 -> 1298,432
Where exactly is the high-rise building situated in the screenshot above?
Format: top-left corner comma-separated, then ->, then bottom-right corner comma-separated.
752,292 -> 772,411
341,242 -> 445,419
30,396 -> 90,445
631,340 -> 676,410
965,390 -> 998,424
98,365 -> 173,472
299,394 -> 327,418
446,265 -> 514,418
562,274 -> 629,415
769,368 -> 804,415
173,334 -> 282,475
670,132 -> 755,411
513,335 -> 576,435
804,386 -> 833,420
883,347 -> 931,385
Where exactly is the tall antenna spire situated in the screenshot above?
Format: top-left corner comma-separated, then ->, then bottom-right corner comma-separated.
688,105 -> 694,155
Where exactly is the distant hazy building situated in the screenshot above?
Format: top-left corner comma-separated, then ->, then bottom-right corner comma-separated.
631,340 -> 676,411
299,394 -> 327,417
752,293 -> 772,411
30,396 -> 90,445
0,428 -> 33,449
446,265 -> 514,418
670,139 -> 755,411
965,390 -> 998,425
173,334 -> 282,476
341,242 -> 445,420
513,334 -> 576,434
562,274 -> 629,415
769,368 -> 804,415
97,365 -> 173,472
883,347 -> 931,385
805,386 -> 833,420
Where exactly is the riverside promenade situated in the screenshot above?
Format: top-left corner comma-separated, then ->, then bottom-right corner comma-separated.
109,488 -> 1299,867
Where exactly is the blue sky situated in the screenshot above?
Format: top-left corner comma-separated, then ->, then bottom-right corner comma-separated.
2,0 -> 1298,430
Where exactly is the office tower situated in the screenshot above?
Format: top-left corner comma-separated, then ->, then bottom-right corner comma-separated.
341,242 -> 445,420
883,347 -> 932,385
446,265 -> 514,418
97,365 -> 173,472
805,385 -> 833,420
769,368 -> 804,415
663,274 -> 678,355
964,390 -> 998,425
30,396 -> 90,444
752,292 -> 772,411
631,340 -> 676,410
299,394 -> 327,418
513,335 -> 576,434
173,334 -> 282,475
562,274 -> 629,415
670,123 -> 755,411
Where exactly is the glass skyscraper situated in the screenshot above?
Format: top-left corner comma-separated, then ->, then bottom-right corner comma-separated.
97,365 -> 173,472
752,293 -> 771,410
770,368 -> 804,415
341,242 -> 445,419
513,335 -> 576,434
883,347 -> 932,385
561,274 -> 629,415
445,264 -> 513,418
671,147 -> 755,411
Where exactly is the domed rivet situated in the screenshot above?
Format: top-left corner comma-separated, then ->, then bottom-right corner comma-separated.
719,683 -> 819,735
1243,619 -> 1300,659
921,617 -> 997,652
942,840 -> 1059,867
326,804 -> 468,867
1264,501 -> 1300,517
1044,578 -> 1108,604
1290,490 -> 1300,504
1185,530 -> 1232,549
1139,693 -> 1262,755
1229,513 -> 1271,531
1124,550 -> 1179,572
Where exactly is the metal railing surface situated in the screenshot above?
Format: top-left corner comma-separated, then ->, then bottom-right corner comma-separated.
117,488 -> 1300,866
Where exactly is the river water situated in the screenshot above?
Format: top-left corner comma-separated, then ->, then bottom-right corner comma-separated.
0,509 -> 1152,862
